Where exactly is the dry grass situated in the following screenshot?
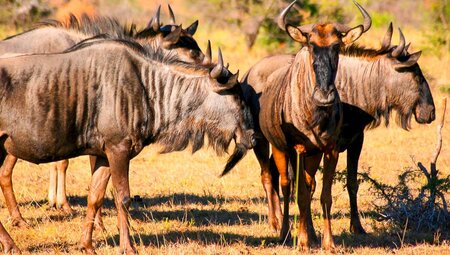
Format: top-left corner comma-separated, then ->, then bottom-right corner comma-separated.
0,1 -> 450,254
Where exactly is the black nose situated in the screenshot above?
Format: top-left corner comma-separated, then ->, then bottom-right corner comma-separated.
313,87 -> 336,107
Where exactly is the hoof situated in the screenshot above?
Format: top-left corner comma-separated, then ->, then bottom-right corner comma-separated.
11,218 -> 28,228
79,244 -> 96,255
120,246 -> 138,255
3,243 -> 21,254
350,223 -> 367,235
322,237 -> 335,251
268,218 -> 280,232
58,203 -> 74,215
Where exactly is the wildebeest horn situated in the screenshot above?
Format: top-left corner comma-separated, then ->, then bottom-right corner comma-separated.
353,1 -> 371,32
404,42 -> 411,54
277,0 -> 297,31
148,5 -> 161,32
335,1 -> 371,33
168,4 -> 176,24
204,40 -> 212,64
210,48 -> 224,79
186,20 -> 199,36
391,28 -> 406,58
380,22 -> 393,52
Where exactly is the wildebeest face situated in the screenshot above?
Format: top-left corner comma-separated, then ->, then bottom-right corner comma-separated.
384,28 -> 435,125
281,1 -> 370,107
388,59 -> 435,125
159,23 -> 205,64
205,54 -> 255,175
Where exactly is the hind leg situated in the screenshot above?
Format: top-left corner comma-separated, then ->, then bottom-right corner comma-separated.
272,146 -> 291,242
347,134 -> 366,234
55,160 -> 73,214
89,156 -> 107,232
254,138 -> 281,232
0,154 -> 27,227
321,150 -> 339,250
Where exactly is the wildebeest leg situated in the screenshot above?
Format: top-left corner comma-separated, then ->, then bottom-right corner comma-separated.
254,137 -> 281,231
80,156 -> 110,254
89,156 -> 107,232
0,154 -> 27,227
272,146 -> 291,242
303,153 -> 323,245
48,163 -> 57,208
321,150 -> 339,250
105,143 -> 136,254
347,133 -> 366,234
289,146 -> 313,249
55,159 -> 73,214
0,222 -> 20,254
0,145 -> 21,253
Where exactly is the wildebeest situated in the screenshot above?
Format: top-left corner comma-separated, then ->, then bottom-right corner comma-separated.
232,0 -> 372,250
0,6 -> 205,228
0,37 -> 254,253
242,22 -> 435,247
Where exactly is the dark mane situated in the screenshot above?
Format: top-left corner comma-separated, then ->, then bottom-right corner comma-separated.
340,44 -> 385,58
39,14 -> 136,39
62,37 -> 216,76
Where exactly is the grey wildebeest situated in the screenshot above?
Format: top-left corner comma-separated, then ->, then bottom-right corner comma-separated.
243,23 -> 435,240
0,38 -> 254,253
230,0 -> 372,250
0,6 -> 204,228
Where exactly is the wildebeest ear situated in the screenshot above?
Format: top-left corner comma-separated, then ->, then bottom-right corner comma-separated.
342,25 -> 364,45
162,26 -> 182,48
186,20 -> 199,36
213,71 -> 240,93
394,51 -> 421,70
286,24 -> 308,44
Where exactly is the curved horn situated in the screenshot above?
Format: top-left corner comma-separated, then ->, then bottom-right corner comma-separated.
277,0 -> 297,31
150,5 -> 161,32
168,4 -> 176,24
204,40 -> 212,64
353,1 -> 371,32
210,48 -> 224,79
380,22 -> 393,52
391,28 -> 406,58
404,42 -> 411,54
335,1 -> 371,33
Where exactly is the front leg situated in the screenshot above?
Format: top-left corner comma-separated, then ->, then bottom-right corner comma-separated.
321,150 -> 339,250
347,134 -> 366,234
303,153 -> 323,245
0,154 -> 27,227
272,146 -> 291,243
80,157 -> 110,254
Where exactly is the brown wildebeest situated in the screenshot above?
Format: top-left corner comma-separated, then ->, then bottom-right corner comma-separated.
0,5 -> 204,228
243,23 -> 435,238
0,38 -> 254,254
230,0 -> 372,249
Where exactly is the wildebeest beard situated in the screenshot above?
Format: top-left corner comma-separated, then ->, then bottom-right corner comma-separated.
308,106 -> 333,130
156,115 -> 248,173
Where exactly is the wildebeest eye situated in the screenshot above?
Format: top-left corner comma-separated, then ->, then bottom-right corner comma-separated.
190,49 -> 199,58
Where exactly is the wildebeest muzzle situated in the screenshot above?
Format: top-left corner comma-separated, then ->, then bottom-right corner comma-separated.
312,86 -> 337,107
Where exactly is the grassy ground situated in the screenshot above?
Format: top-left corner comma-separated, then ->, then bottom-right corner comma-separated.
1,1 -> 450,254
